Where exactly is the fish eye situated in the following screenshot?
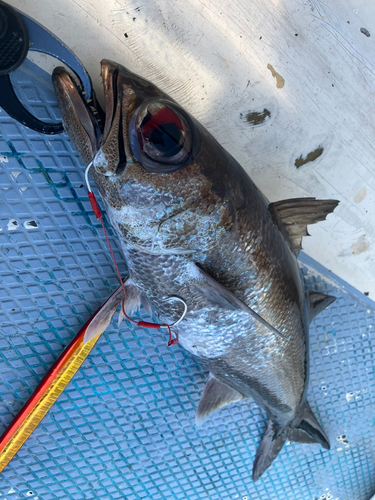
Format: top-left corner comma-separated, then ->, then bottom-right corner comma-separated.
129,100 -> 195,173
139,104 -> 187,158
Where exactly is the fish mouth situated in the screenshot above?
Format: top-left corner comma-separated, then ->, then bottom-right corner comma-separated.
52,66 -> 105,165
52,60 -> 137,176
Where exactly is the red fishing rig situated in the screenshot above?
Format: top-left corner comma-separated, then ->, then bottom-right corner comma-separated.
85,162 -> 185,346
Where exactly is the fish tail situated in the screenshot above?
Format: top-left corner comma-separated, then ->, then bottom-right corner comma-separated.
288,401 -> 330,450
252,420 -> 287,481
252,402 -> 330,481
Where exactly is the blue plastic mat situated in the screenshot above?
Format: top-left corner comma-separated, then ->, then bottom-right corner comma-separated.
0,60 -> 375,500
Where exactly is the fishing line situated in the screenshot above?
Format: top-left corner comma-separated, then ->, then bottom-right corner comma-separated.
85,162 -> 181,346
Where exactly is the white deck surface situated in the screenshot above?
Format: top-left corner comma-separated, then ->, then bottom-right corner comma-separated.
9,0 -> 375,299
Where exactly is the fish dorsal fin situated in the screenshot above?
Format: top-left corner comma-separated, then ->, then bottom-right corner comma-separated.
308,291 -> 336,322
268,198 -> 339,254
195,373 -> 244,426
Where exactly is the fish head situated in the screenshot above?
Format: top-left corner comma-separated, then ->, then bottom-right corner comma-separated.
53,60 -> 243,251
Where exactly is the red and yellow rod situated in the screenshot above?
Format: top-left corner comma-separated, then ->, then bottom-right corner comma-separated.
0,285 -> 123,473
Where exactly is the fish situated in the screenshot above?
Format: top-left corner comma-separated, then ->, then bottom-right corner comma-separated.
52,60 -> 339,480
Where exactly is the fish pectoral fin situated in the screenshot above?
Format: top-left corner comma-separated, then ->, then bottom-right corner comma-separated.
117,278 -> 152,326
195,373 -> 244,426
140,291 -> 153,317
84,285 -> 124,343
84,278 -> 146,343
191,264 -> 284,339
192,264 -> 247,312
291,402 -> 330,450
117,279 -> 144,326
252,420 -> 287,481
268,198 -> 339,254
308,291 -> 336,323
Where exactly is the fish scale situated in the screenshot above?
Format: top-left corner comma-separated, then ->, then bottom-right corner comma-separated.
52,59 -> 337,480
197,212 -> 306,409
120,194 -> 305,421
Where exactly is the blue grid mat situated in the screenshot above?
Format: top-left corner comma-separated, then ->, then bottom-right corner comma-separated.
0,60 -> 375,500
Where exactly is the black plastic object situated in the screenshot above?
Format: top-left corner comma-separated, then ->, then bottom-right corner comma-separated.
0,0 -> 29,74
0,1 -> 96,135
0,0 -> 64,134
